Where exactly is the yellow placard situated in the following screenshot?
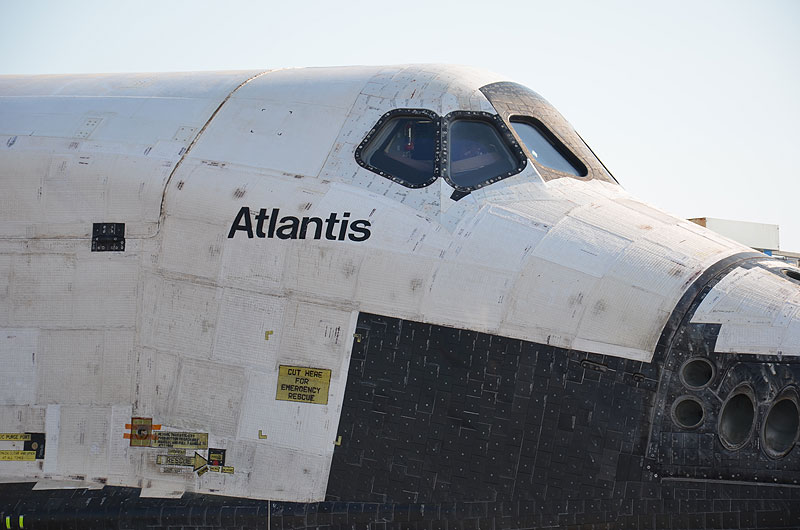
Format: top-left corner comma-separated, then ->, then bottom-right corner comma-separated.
221,466 -> 235,474
156,455 -> 195,466
0,434 -> 31,441
0,450 -> 36,461
209,465 -> 221,472
152,432 -> 208,449
130,417 -> 153,447
276,365 -> 331,405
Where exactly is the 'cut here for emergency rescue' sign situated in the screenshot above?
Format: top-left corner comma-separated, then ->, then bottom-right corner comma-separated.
276,365 -> 332,405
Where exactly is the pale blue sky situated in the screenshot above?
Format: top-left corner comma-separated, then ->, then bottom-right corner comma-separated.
2,0 -> 799,250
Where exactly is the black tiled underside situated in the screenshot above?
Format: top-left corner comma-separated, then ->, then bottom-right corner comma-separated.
3,299 -> 799,528
321,312 -> 800,529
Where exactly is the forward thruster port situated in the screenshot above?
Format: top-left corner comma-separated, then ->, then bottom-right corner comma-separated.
672,396 -> 704,429
719,388 -> 755,450
762,397 -> 799,458
782,268 -> 800,282
680,357 -> 715,389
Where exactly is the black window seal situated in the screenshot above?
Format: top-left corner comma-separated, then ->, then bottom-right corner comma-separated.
508,115 -> 589,178
440,110 -> 527,192
354,108 -> 441,189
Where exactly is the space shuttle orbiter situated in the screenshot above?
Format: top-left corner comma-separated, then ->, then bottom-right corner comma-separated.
0,65 -> 798,529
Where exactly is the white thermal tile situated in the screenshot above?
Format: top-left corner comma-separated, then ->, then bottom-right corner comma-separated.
140,275 -> 221,361
0,329 -> 37,405
212,288 -> 286,370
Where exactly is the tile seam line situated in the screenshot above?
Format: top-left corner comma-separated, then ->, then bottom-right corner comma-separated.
154,69 -> 273,236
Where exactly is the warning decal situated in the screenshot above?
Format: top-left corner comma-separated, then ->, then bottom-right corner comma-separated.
208,448 -> 226,466
0,434 -> 30,441
0,433 -> 46,460
152,432 -> 208,449
0,451 -> 36,461
156,454 -> 195,467
156,452 -> 208,474
127,417 -> 156,447
276,365 -> 332,405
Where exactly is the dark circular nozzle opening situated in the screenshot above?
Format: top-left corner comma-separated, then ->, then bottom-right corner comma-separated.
672,396 -> 704,429
719,390 -> 755,450
763,398 -> 799,458
681,358 -> 714,389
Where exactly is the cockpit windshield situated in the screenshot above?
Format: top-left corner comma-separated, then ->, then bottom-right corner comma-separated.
448,119 -> 519,188
356,109 -> 528,191
359,115 -> 437,187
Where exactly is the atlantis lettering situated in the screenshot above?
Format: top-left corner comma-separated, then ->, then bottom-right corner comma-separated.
228,207 -> 371,242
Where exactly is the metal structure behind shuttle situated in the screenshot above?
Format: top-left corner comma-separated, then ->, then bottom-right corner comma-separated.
0,66 -> 799,529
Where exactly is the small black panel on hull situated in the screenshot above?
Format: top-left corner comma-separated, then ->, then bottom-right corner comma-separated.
91,222 -> 125,252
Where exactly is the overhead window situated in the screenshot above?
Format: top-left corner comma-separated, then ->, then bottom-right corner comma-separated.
356,112 -> 438,187
509,118 -> 587,177
446,119 -> 520,189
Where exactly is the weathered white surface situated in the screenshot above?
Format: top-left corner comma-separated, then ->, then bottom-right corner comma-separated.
0,330 -> 37,405
0,71 -> 262,238
1,64 -> 798,501
691,260 -> 800,356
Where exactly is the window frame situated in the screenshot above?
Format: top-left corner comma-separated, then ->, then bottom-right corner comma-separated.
440,110 -> 527,192
354,108 -> 441,189
508,115 -> 588,178
355,108 -> 528,192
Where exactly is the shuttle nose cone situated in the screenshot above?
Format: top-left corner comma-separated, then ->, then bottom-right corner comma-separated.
690,260 -> 800,356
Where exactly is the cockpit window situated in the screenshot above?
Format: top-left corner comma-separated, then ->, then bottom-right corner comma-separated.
356,111 -> 439,187
509,118 -> 587,177
356,109 -> 526,191
447,119 -> 520,189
